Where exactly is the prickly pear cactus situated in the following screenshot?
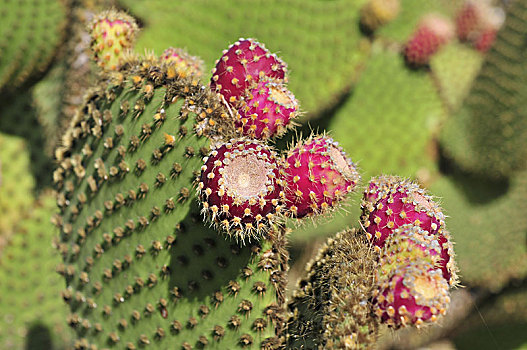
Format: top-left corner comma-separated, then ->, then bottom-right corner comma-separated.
441,0 -> 527,178
0,0 -> 68,93
54,50 -> 289,348
0,133 -> 35,249
0,192 -> 72,350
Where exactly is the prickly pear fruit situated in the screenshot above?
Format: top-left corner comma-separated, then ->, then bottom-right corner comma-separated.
210,38 -> 288,105
360,0 -> 401,32
90,10 -> 138,71
361,175 -> 444,248
373,261 -> 450,329
284,135 -> 360,218
381,224 -> 457,285
161,47 -> 204,78
455,1 -> 504,51
404,14 -> 454,66
236,79 -> 299,139
198,139 -> 285,240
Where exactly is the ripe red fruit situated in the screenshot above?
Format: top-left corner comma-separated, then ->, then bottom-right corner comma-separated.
284,135 -> 360,218
236,79 -> 299,139
404,14 -> 454,66
373,261 -> 450,328
198,139 -> 285,240
210,38 -> 288,105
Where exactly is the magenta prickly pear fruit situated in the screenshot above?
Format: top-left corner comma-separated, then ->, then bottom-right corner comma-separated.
361,176 -> 458,286
373,261 -> 450,329
236,79 -> 300,139
198,139 -> 285,240
361,175 -> 445,248
284,135 -> 360,218
90,10 -> 139,71
380,224 -> 457,286
210,38 -> 288,105
404,14 -> 454,66
379,224 -> 442,273
360,0 -> 401,32
161,47 -> 204,78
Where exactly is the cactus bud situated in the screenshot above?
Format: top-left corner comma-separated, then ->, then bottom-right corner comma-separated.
161,47 -> 204,78
198,139 -> 285,240
404,14 -> 454,66
236,79 -> 300,139
284,135 -> 360,218
210,38 -> 288,105
90,10 -> 138,71
360,0 -> 401,33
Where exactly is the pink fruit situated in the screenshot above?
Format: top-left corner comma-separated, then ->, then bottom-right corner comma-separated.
210,38 -> 288,105
284,135 -> 360,218
404,14 -> 454,66
361,176 -> 458,286
161,47 -> 204,78
198,139 -> 285,240
373,261 -> 450,328
455,1 -> 503,50
90,10 -> 138,71
236,79 -> 299,139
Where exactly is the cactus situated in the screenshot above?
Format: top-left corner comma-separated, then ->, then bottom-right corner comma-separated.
441,0 -> 527,178
5,0 -> 527,348
0,0 -> 68,93
0,192 -> 72,349
0,133 -> 35,250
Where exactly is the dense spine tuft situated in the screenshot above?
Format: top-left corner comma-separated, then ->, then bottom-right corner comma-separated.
198,139 -> 285,241
285,135 -> 360,218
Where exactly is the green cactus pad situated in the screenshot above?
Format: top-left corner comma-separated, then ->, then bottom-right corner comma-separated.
430,42 -> 484,112
119,0 -> 372,119
0,0 -> 68,93
0,133 -> 35,250
430,170 -> 527,291
440,0 -> 527,178
329,46 -> 445,181
0,192 -> 72,350
0,90 -> 54,189
287,228 -> 379,349
55,56 -> 288,348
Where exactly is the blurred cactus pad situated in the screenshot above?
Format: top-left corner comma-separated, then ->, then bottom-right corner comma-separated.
1,0 -> 527,349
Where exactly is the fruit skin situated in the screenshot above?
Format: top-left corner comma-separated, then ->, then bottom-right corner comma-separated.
373,260 -> 450,329
404,14 -> 454,66
90,10 -> 139,71
284,135 -> 360,218
210,38 -> 288,105
235,79 -> 300,139
360,0 -> 400,33
161,47 -> 204,78
198,139 -> 285,241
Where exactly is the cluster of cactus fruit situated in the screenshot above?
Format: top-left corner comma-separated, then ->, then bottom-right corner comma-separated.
43,9 -> 462,349
6,0 -> 527,349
